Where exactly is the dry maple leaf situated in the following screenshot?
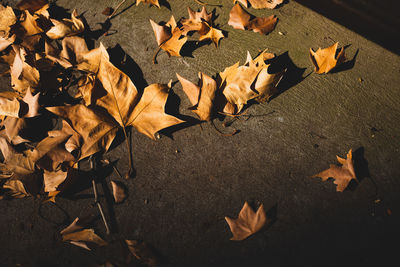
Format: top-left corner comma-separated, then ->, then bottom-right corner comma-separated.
16,0 -> 49,13
46,9 -> 84,39
150,16 -> 187,58
309,42 -> 345,74
45,36 -> 89,68
312,149 -> 357,192
198,22 -> 224,47
136,0 -> 160,8
177,72 -> 218,121
225,201 -> 267,240
0,5 -> 17,36
20,10 -> 44,36
46,104 -> 118,161
111,180 -> 127,203
180,6 -> 213,35
62,229 -> 107,250
219,50 -> 284,112
228,4 -> 277,35
10,45 -> 40,94
125,240 -> 158,267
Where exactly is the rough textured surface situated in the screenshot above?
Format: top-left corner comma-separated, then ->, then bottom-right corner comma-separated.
1,0 -> 400,266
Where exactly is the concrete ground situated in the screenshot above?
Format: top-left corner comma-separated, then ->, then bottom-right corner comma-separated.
1,0 -> 400,266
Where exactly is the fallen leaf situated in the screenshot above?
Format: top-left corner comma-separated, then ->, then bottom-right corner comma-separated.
20,10 -> 44,36
125,240 -> 158,267
46,36 -> 89,68
228,4 -> 277,35
136,0 -> 160,8
62,229 -> 107,247
2,171 -> 42,199
220,50 -> 284,112
46,9 -> 84,39
249,0 -> 283,9
76,43 -> 184,140
225,201 -> 267,240
198,22 -> 224,47
0,163 -> 13,179
16,0 -> 49,13
0,88 -> 39,118
10,45 -> 40,94
312,149 -> 356,192
233,0 -> 249,8
177,72 -> 217,121
46,104 -> 118,161
0,5 -> 17,36
60,217 -> 84,235
111,180 -> 126,203
180,6 -> 212,35
150,16 -> 187,57
0,34 -> 16,52
309,42 -> 345,74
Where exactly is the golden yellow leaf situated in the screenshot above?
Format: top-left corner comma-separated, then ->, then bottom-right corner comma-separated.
228,4 -> 277,35
0,34 -> 16,52
45,36 -> 89,68
312,149 -> 356,192
46,9 -> 84,39
225,201 -> 267,240
0,5 -> 17,36
248,0 -> 283,9
198,22 -> 224,47
180,6 -> 212,35
310,42 -> 345,74
20,10 -> 44,36
46,104 -> 118,161
60,217 -> 84,235
136,0 -> 160,8
150,17 -> 187,57
10,45 -> 40,94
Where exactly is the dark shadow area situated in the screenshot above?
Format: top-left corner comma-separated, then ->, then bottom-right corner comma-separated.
98,163 -> 119,233
48,2 -> 71,20
38,201 -> 70,226
347,146 -> 370,191
180,40 -> 210,58
268,51 -> 308,101
159,0 -> 171,10
331,48 -> 359,73
295,0 -> 400,54
266,203 -> 278,225
158,89 -> 200,139
108,44 -> 148,93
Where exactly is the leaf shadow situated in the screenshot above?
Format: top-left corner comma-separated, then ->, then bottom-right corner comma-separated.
330,47 -> 359,74
180,40 -> 210,58
158,89 -> 200,139
268,51 -> 308,101
107,44 -> 148,93
347,146 -> 371,191
159,0 -> 171,10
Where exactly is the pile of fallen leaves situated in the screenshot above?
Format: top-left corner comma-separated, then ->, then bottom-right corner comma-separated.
0,0 -> 356,265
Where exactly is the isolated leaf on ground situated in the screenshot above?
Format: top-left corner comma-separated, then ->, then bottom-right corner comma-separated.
136,0 -> 160,8
312,149 -> 356,192
225,201 -> 267,240
180,6 -> 212,35
111,180 -> 126,203
219,50 -> 284,112
125,240 -> 158,267
46,9 -> 84,39
150,16 -> 187,57
198,22 -> 224,47
248,0 -> 283,9
309,42 -> 345,74
228,4 -> 277,35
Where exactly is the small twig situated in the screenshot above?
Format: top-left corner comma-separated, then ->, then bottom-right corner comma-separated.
90,157 -> 111,235
112,163 -> 124,179
194,0 -> 222,7
108,0 -> 126,19
210,120 -> 238,137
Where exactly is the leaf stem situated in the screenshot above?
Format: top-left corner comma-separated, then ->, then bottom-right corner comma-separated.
210,120 -> 238,137
152,47 -> 162,64
108,0 -> 126,19
194,0 -> 222,7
